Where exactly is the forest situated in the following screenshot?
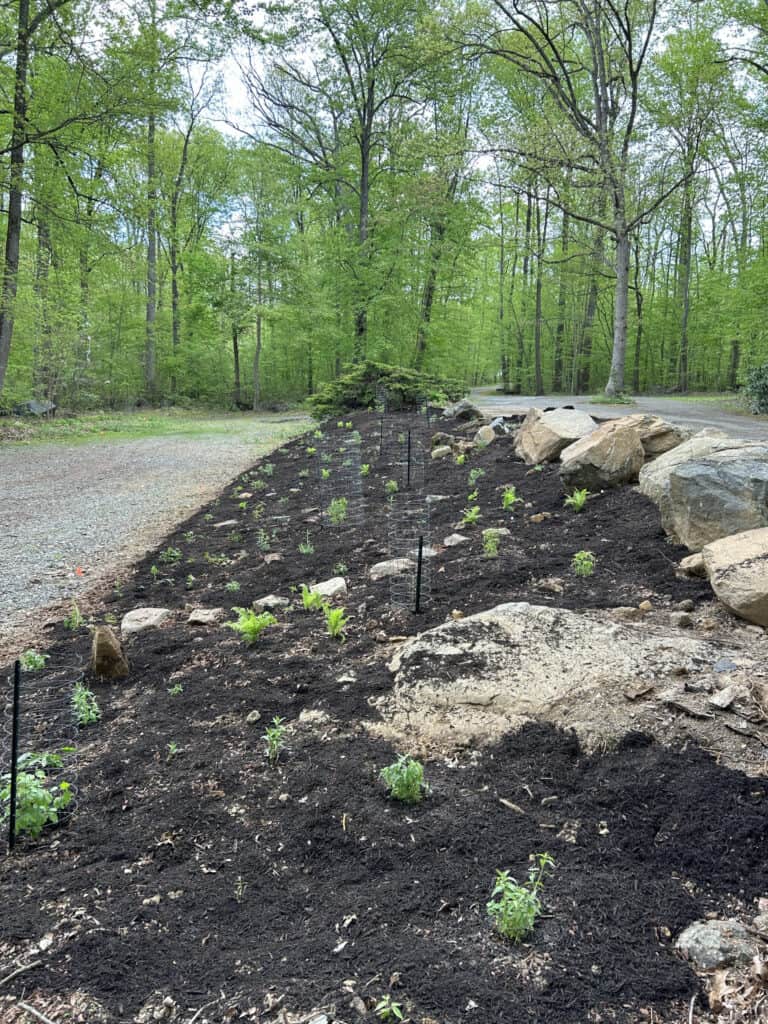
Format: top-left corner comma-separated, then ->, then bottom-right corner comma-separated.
0,0 -> 766,411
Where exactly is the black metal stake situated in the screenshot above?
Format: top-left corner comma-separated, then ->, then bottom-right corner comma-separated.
415,535 -> 424,614
8,660 -> 21,851
406,430 -> 412,490
379,414 -> 384,458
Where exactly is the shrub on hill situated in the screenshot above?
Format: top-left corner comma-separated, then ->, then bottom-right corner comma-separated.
308,361 -> 465,416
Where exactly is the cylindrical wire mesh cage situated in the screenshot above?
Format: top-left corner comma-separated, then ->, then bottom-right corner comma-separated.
316,426 -> 366,529
388,493 -> 432,612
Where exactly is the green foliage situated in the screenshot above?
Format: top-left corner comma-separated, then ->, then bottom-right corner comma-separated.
167,682 -> 184,696
743,364 -> 768,413
374,996 -> 404,1022
256,528 -> 271,551
21,650 -> 49,671
300,584 -> 326,611
159,546 -> 182,564
226,608 -> 277,645
487,853 -> 555,942
360,463 -> 370,476
468,467 -> 485,487
263,716 -> 287,767
308,360 -> 465,415
225,581 -> 241,593
328,497 -> 348,524
63,603 -> 84,630
571,550 -> 596,576
324,604 -> 349,640
334,561 -> 348,575
564,488 -> 590,512
461,505 -> 481,526
454,453 -> 466,466
483,532 -> 500,558
467,488 -> 479,502
298,530 -> 315,555
72,683 -> 100,726
380,755 -> 428,804
321,467 -> 331,479
261,463 -> 275,477
502,485 -> 522,510
384,479 -> 398,495
0,752 -> 73,839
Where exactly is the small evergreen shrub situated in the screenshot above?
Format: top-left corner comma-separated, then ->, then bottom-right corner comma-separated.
308,360 -> 465,415
744,363 -> 768,413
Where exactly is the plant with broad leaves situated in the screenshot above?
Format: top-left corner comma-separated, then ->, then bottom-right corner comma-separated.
487,852 -> 555,942
226,608 -> 277,645
380,755 -> 428,804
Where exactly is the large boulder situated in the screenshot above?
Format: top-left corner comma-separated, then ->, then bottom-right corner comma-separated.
638,429 -> 731,519
620,414 -> 691,460
515,407 -> 596,464
444,398 -> 483,422
703,527 -> 768,627
375,602 -> 758,752
560,419 -> 645,489
664,444 -> 768,549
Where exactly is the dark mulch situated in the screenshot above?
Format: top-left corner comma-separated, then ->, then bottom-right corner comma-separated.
2,412 -> 763,1024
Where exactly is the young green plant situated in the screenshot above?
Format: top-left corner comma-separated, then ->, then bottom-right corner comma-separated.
571,550 -> 596,577
502,485 -> 522,511
380,755 -> 428,804
564,488 -> 590,512
263,716 -> 287,767
226,608 -> 277,645
324,604 -> 349,640
487,852 -> 555,942
72,682 -> 100,726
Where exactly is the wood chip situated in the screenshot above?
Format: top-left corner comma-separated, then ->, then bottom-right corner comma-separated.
663,696 -> 714,720
499,798 -> 526,814
624,681 -> 655,701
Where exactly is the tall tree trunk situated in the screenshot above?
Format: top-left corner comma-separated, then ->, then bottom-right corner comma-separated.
353,119 -> 372,362
252,258 -> 263,410
230,253 -> 240,405
632,237 -> 643,393
146,109 -> 158,400
0,0 -> 30,396
33,218 -> 53,400
677,176 -> 694,393
415,221 -> 445,370
576,219 -> 606,393
533,195 -> 549,394
605,223 -> 630,397
552,208 -> 569,392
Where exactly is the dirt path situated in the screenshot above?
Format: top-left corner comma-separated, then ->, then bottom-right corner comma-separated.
470,389 -> 768,440
0,414 -> 310,658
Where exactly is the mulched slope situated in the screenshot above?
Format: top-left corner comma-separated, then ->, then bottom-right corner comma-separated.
2,412 -> 763,1024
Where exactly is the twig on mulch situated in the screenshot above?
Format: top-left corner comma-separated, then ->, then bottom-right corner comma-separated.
15,1001 -> 57,1024
0,960 -> 41,987
187,998 -> 221,1024
688,993 -> 697,1024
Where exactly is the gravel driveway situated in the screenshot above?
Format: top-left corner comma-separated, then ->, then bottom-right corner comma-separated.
0,416 -> 309,656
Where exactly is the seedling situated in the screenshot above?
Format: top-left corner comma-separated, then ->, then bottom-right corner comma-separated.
461,505 -> 481,527
238,500 -> 248,511
487,852 -> 555,942
328,497 -> 348,524
167,682 -> 184,696
159,546 -> 182,564
384,480 -> 398,495
113,579 -> 124,597
532,463 -> 544,473
256,528 -> 271,552
300,584 -> 326,611
571,550 -> 596,577
564,488 -> 590,512
0,752 -> 72,838
483,533 -> 500,558
72,682 -> 100,725
204,552 -> 231,566
251,501 -> 265,520
298,469 -> 310,479
204,513 -> 214,521
150,564 -> 160,582
226,608 -> 277,645
261,463 -> 275,476
468,467 -> 486,488
334,561 -> 348,576
183,531 -> 195,543
324,604 -> 349,640
166,741 -> 180,762
313,429 -> 323,439
380,755 -> 428,804
375,996 -> 404,1022
263,716 -> 287,767
454,453 -> 466,466
345,421 -> 353,429
360,463 -> 370,476
20,650 -> 49,671
63,602 -> 84,630
306,446 -> 317,455
321,468 -> 331,480
467,488 -> 479,502
225,581 -> 241,593
502,485 -> 522,511
228,530 -> 243,543
298,531 -> 315,555
185,574 -> 196,590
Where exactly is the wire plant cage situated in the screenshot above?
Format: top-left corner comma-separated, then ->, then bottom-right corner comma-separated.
388,492 -> 432,613
316,424 -> 366,529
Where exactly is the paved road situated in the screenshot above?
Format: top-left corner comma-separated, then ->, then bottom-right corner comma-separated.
0,415 -> 309,658
470,390 -> 768,441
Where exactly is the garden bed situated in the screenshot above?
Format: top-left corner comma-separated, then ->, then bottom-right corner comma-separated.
1,412 -> 766,1024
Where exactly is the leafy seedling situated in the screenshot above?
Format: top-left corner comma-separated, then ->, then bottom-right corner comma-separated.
360,463 -> 370,476
226,608 -> 277,645
384,479 -> 398,495
468,467 -> 486,487
571,550 -> 596,577
380,755 -> 428,804
501,485 -> 522,511
21,650 -> 49,671
461,505 -> 481,527
324,604 -> 349,640
483,533 -> 500,558
264,716 -> 287,767
298,530 -> 315,555
454,453 -> 466,466
375,996 -> 404,1022
300,584 -> 326,612
328,497 -> 348,524
63,602 -> 84,630
159,546 -> 182,564
72,682 -> 100,726
0,752 -> 73,839
225,580 -> 241,593
564,488 -> 590,512
487,852 -> 555,942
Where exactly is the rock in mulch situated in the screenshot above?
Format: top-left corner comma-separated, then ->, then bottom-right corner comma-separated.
482,527 -> 511,542
676,918 -> 761,970
620,413 -> 691,460
665,443 -> 768,550
121,607 -> 171,638
515,407 -> 596,465
369,559 -> 414,581
638,429 -> 732,524
443,398 -> 483,421
375,601 -> 759,752
431,445 -> 453,460
559,418 -> 645,489
444,533 -> 469,547
679,552 -> 707,578
187,608 -> 225,626
89,625 -> 130,679
703,527 -> 768,627
252,594 -> 291,613
473,424 -> 496,446
310,577 -> 347,600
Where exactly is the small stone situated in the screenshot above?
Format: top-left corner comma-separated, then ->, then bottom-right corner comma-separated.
482,527 -> 511,542
263,553 -> 283,564
187,608 -> 224,626
431,431 -> 455,448
252,594 -> 290,613
714,657 -> 738,673
612,607 -> 644,622
753,913 -> 768,937
310,577 -> 347,600
408,545 -> 438,559
709,686 -> 738,710
444,533 -> 469,547
246,710 -> 262,724
431,445 -> 452,460
529,512 -> 552,524
213,519 -> 238,529
679,552 -> 708,578
670,611 -> 693,628
474,424 -> 496,446
450,609 -> 464,620
89,625 -> 130,679
121,607 -> 171,638
638,600 -> 653,613
369,559 -> 414,581
426,494 -> 449,504
676,918 -> 759,969
676,599 -> 696,612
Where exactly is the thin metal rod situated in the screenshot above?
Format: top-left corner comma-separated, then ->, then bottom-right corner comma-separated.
415,535 -> 424,614
8,660 -> 21,851
406,430 -> 412,490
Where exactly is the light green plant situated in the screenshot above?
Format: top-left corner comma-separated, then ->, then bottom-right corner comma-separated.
571,550 -> 596,577
298,531 -> 315,555
487,852 -> 555,942
468,467 -> 486,487
150,564 -> 160,582
374,996 -> 404,1022
306,446 -> 317,455
483,533 -> 500,558
384,479 -> 398,495
454,453 -> 466,466
564,488 -> 590,512
345,421 -> 353,429
328,496 -> 348,524
360,463 -> 370,476
298,468 -> 310,479
300,584 -> 326,611
252,479 -> 267,491
166,741 -> 180,762
113,579 -> 124,598
204,513 -> 214,522
238,500 -> 248,511
502,485 -> 522,511
63,602 -> 84,630
324,604 -> 349,640
185,574 -> 196,590
225,580 -> 241,593
228,530 -> 243,544
263,716 -> 287,767
251,501 -> 265,520
183,531 -> 195,543
21,650 -> 49,671
261,463 -> 275,477
0,752 -> 73,838
313,429 -> 324,439
72,682 -> 100,725
226,608 -> 277,645
256,528 -> 271,552
532,463 -> 544,473
461,505 -> 481,526
380,755 -> 428,804
167,682 -> 184,696
467,488 -> 479,502
321,468 -> 331,479
159,546 -> 182,564
334,561 -> 348,576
